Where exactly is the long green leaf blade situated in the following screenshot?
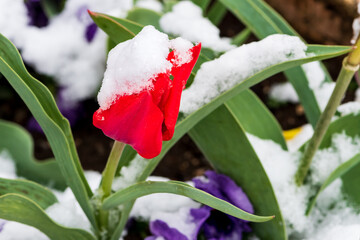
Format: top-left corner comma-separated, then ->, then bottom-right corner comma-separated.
126,8 -> 162,29
0,34 -> 97,230
225,89 -> 287,149
0,120 -> 66,190
189,105 -> 286,239
103,181 -> 274,222
0,194 -> 95,240
207,1 -> 227,25
0,178 -> 57,209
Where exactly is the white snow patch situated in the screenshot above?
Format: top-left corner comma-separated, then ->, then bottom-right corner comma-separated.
0,0 -> 133,104
311,132 -> 360,185
269,82 -> 299,103
355,88 -> 360,101
351,3 -> 360,44
269,61 -> 334,111
286,124 -> 314,152
0,151 -> 17,179
112,155 -> 149,191
160,1 -> 234,52
97,26 -> 193,110
338,101 -> 360,116
180,34 -> 308,114
247,132 -> 360,238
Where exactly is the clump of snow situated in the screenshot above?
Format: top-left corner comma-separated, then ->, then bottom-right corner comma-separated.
247,134 -> 311,234
311,132 -> 360,185
356,88 -> 360,101
180,34 -> 308,114
135,0 -> 163,12
160,1 -> 234,52
0,0 -> 133,105
302,61 -> 335,110
269,82 -> 299,103
247,131 -> 360,238
112,155 -> 149,191
337,102 -> 360,116
97,26 -> 193,110
269,61 -> 334,111
0,150 -> 17,179
286,124 -> 314,152
130,176 -> 200,239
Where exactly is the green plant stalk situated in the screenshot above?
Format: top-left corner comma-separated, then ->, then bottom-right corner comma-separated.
295,58 -> 359,186
98,141 -> 125,233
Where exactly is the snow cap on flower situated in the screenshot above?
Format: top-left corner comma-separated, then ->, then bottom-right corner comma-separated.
97,26 -> 194,110
94,26 -> 201,159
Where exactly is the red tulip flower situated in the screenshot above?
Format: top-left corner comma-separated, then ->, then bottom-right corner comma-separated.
93,27 -> 201,159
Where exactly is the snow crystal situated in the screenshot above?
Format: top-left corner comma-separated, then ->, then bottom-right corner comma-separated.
97,26 -> 193,110
136,0 -> 163,12
159,1 -> 234,52
0,0 -> 133,104
180,34 -> 308,114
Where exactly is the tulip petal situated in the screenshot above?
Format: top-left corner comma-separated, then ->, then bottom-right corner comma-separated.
93,91 -> 164,159
162,43 -> 202,140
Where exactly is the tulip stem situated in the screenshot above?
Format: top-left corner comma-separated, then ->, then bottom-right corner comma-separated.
295,57 -> 359,186
101,141 -> 125,198
98,141 -> 125,232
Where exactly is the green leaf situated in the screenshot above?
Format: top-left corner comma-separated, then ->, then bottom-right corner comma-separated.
232,28 -> 251,46
40,0 -> 66,17
103,181 -> 274,222
207,1 -> 227,25
0,194 -> 95,240
189,104 -> 286,240
219,0 -> 333,127
0,178 -> 57,209
0,120 -> 66,190
126,8 -> 162,30
225,89 -> 287,149
0,34 -> 97,230
306,153 -> 360,214
191,0 -> 211,11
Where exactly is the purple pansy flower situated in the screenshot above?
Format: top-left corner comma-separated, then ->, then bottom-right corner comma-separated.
24,0 -> 49,28
146,171 -> 254,240
76,5 -> 98,43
